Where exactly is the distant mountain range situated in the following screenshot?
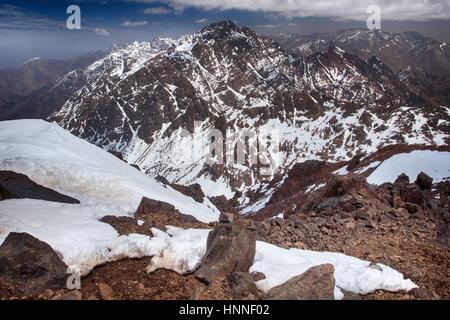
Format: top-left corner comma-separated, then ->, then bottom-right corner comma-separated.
274,28 -> 450,76
275,28 -> 450,105
0,52 -> 106,119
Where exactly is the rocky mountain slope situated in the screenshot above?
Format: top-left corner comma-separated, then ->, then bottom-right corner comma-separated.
275,28 -> 450,76
34,21 -> 446,211
0,119 -> 420,300
0,22 -> 449,301
0,52 -> 105,119
275,28 -> 450,107
1,40 -> 174,121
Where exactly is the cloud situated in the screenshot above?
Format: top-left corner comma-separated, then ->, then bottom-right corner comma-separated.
121,20 -> 149,27
0,4 -> 65,30
140,0 -> 450,21
94,28 -> 110,36
0,4 -> 24,16
256,24 -> 278,28
195,18 -> 208,23
143,7 -> 172,14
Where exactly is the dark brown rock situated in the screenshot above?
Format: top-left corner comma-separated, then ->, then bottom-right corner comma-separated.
195,221 -> 256,283
209,195 -> 238,214
170,183 -> 205,203
404,185 -> 425,206
0,170 -> 79,204
402,202 -> 421,214
191,277 -> 232,300
109,150 -> 124,161
323,175 -> 367,197
219,211 -> 238,223
98,283 -> 114,300
134,197 -> 201,229
415,172 -> 433,190
100,215 -> 152,236
62,290 -> 82,300
250,271 -> 266,282
155,175 -> 170,185
0,232 -> 68,295
394,173 -> 410,186
265,264 -> 335,300
227,272 -> 261,300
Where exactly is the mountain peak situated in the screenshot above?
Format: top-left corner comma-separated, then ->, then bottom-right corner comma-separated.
200,20 -> 248,40
203,20 -> 238,31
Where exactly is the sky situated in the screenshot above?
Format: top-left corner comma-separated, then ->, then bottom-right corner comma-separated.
0,0 -> 449,68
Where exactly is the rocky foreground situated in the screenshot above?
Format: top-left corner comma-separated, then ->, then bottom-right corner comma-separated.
0,167 -> 448,300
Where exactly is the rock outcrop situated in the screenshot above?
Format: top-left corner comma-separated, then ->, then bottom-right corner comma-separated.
195,216 -> 256,283
134,197 -> 203,229
0,232 -> 68,295
170,183 -> 205,203
266,264 -> 335,300
0,170 -> 79,204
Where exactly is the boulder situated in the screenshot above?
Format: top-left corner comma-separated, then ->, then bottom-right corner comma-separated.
209,195 -> 238,214
0,232 -> 68,295
170,183 -> 205,203
134,197 -> 199,229
404,185 -> 425,207
265,264 -> 335,300
63,290 -> 82,300
155,175 -> 170,185
192,272 -> 261,300
98,283 -> 114,300
402,202 -> 421,214
250,271 -> 266,282
415,172 -> 433,190
100,215 -> 152,236
227,272 -> 261,300
394,173 -> 410,186
195,221 -> 256,283
323,175 -> 367,197
219,211 -> 238,223
0,170 -> 79,204
135,197 -> 182,217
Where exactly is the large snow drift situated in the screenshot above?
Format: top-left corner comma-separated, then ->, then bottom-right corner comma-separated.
367,150 -> 450,185
147,227 -> 417,300
0,119 -> 219,223
0,199 -> 168,276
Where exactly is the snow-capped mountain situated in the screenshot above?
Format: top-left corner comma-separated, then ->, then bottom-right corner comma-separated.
275,28 -> 450,108
275,28 -> 450,76
44,21 -> 448,210
2,39 -> 175,121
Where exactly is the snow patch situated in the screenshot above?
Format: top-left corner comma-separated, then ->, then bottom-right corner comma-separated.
0,119 -> 219,223
0,199 -> 167,276
147,227 -> 417,299
367,150 -> 450,185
